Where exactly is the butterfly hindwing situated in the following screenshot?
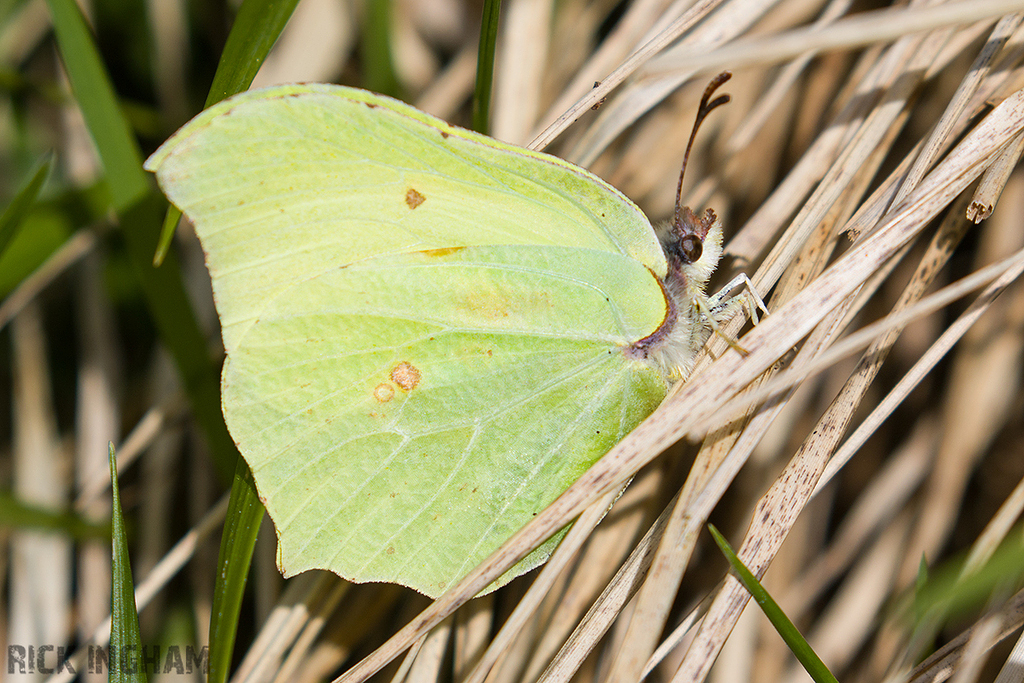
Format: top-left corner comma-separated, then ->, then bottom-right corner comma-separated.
224,245 -> 666,594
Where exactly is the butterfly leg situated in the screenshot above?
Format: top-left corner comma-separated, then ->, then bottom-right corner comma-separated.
707,273 -> 769,324
693,274 -> 769,356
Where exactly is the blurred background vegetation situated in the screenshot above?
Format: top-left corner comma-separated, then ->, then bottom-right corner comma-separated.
3,0 -> 1024,680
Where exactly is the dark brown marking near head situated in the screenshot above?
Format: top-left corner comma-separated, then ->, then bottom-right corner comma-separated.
405,188 -> 426,209
440,130 -> 450,139
421,246 -> 465,258
373,383 -> 395,403
627,270 -> 676,360
391,362 -> 421,391
364,102 -> 379,109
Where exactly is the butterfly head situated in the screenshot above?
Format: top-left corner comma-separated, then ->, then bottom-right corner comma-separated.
632,72 -> 732,380
662,205 -> 722,286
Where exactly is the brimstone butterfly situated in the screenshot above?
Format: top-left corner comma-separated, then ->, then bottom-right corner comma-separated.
144,74 -> 761,598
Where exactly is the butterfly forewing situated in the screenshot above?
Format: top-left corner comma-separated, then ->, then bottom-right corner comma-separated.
146,85 -> 666,354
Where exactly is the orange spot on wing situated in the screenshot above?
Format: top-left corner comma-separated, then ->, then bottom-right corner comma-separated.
373,383 -> 395,403
421,247 -> 464,258
405,188 -> 426,209
391,362 -> 421,391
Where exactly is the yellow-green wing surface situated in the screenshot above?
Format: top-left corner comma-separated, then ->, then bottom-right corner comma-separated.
145,84 -> 667,353
145,85 -> 671,596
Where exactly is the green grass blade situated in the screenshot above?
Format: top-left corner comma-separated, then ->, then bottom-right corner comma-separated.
207,457 -> 265,683
109,443 -> 148,683
708,525 -> 840,683
471,0 -> 502,134
204,0 -> 301,108
909,529 -> 1024,626
0,153 -> 52,261
0,179 -> 103,300
44,0 -> 147,212
152,206 -> 183,267
0,491 -> 110,538
153,0 -> 300,266
117,187 -> 239,482
898,535 -> 1024,666
46,0 -> 239,481
0,0 -> 30,27
360,0 -> 400,97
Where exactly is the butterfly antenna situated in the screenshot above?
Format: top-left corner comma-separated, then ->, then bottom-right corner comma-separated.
673,72 -> 733,230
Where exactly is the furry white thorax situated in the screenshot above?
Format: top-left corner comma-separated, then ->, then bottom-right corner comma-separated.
643,216 -> 725,381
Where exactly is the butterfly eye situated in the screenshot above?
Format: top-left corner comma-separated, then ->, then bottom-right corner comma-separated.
680,235 -> 703,263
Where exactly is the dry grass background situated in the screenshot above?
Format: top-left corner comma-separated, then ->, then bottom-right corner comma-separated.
4,0 -> 1024,681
